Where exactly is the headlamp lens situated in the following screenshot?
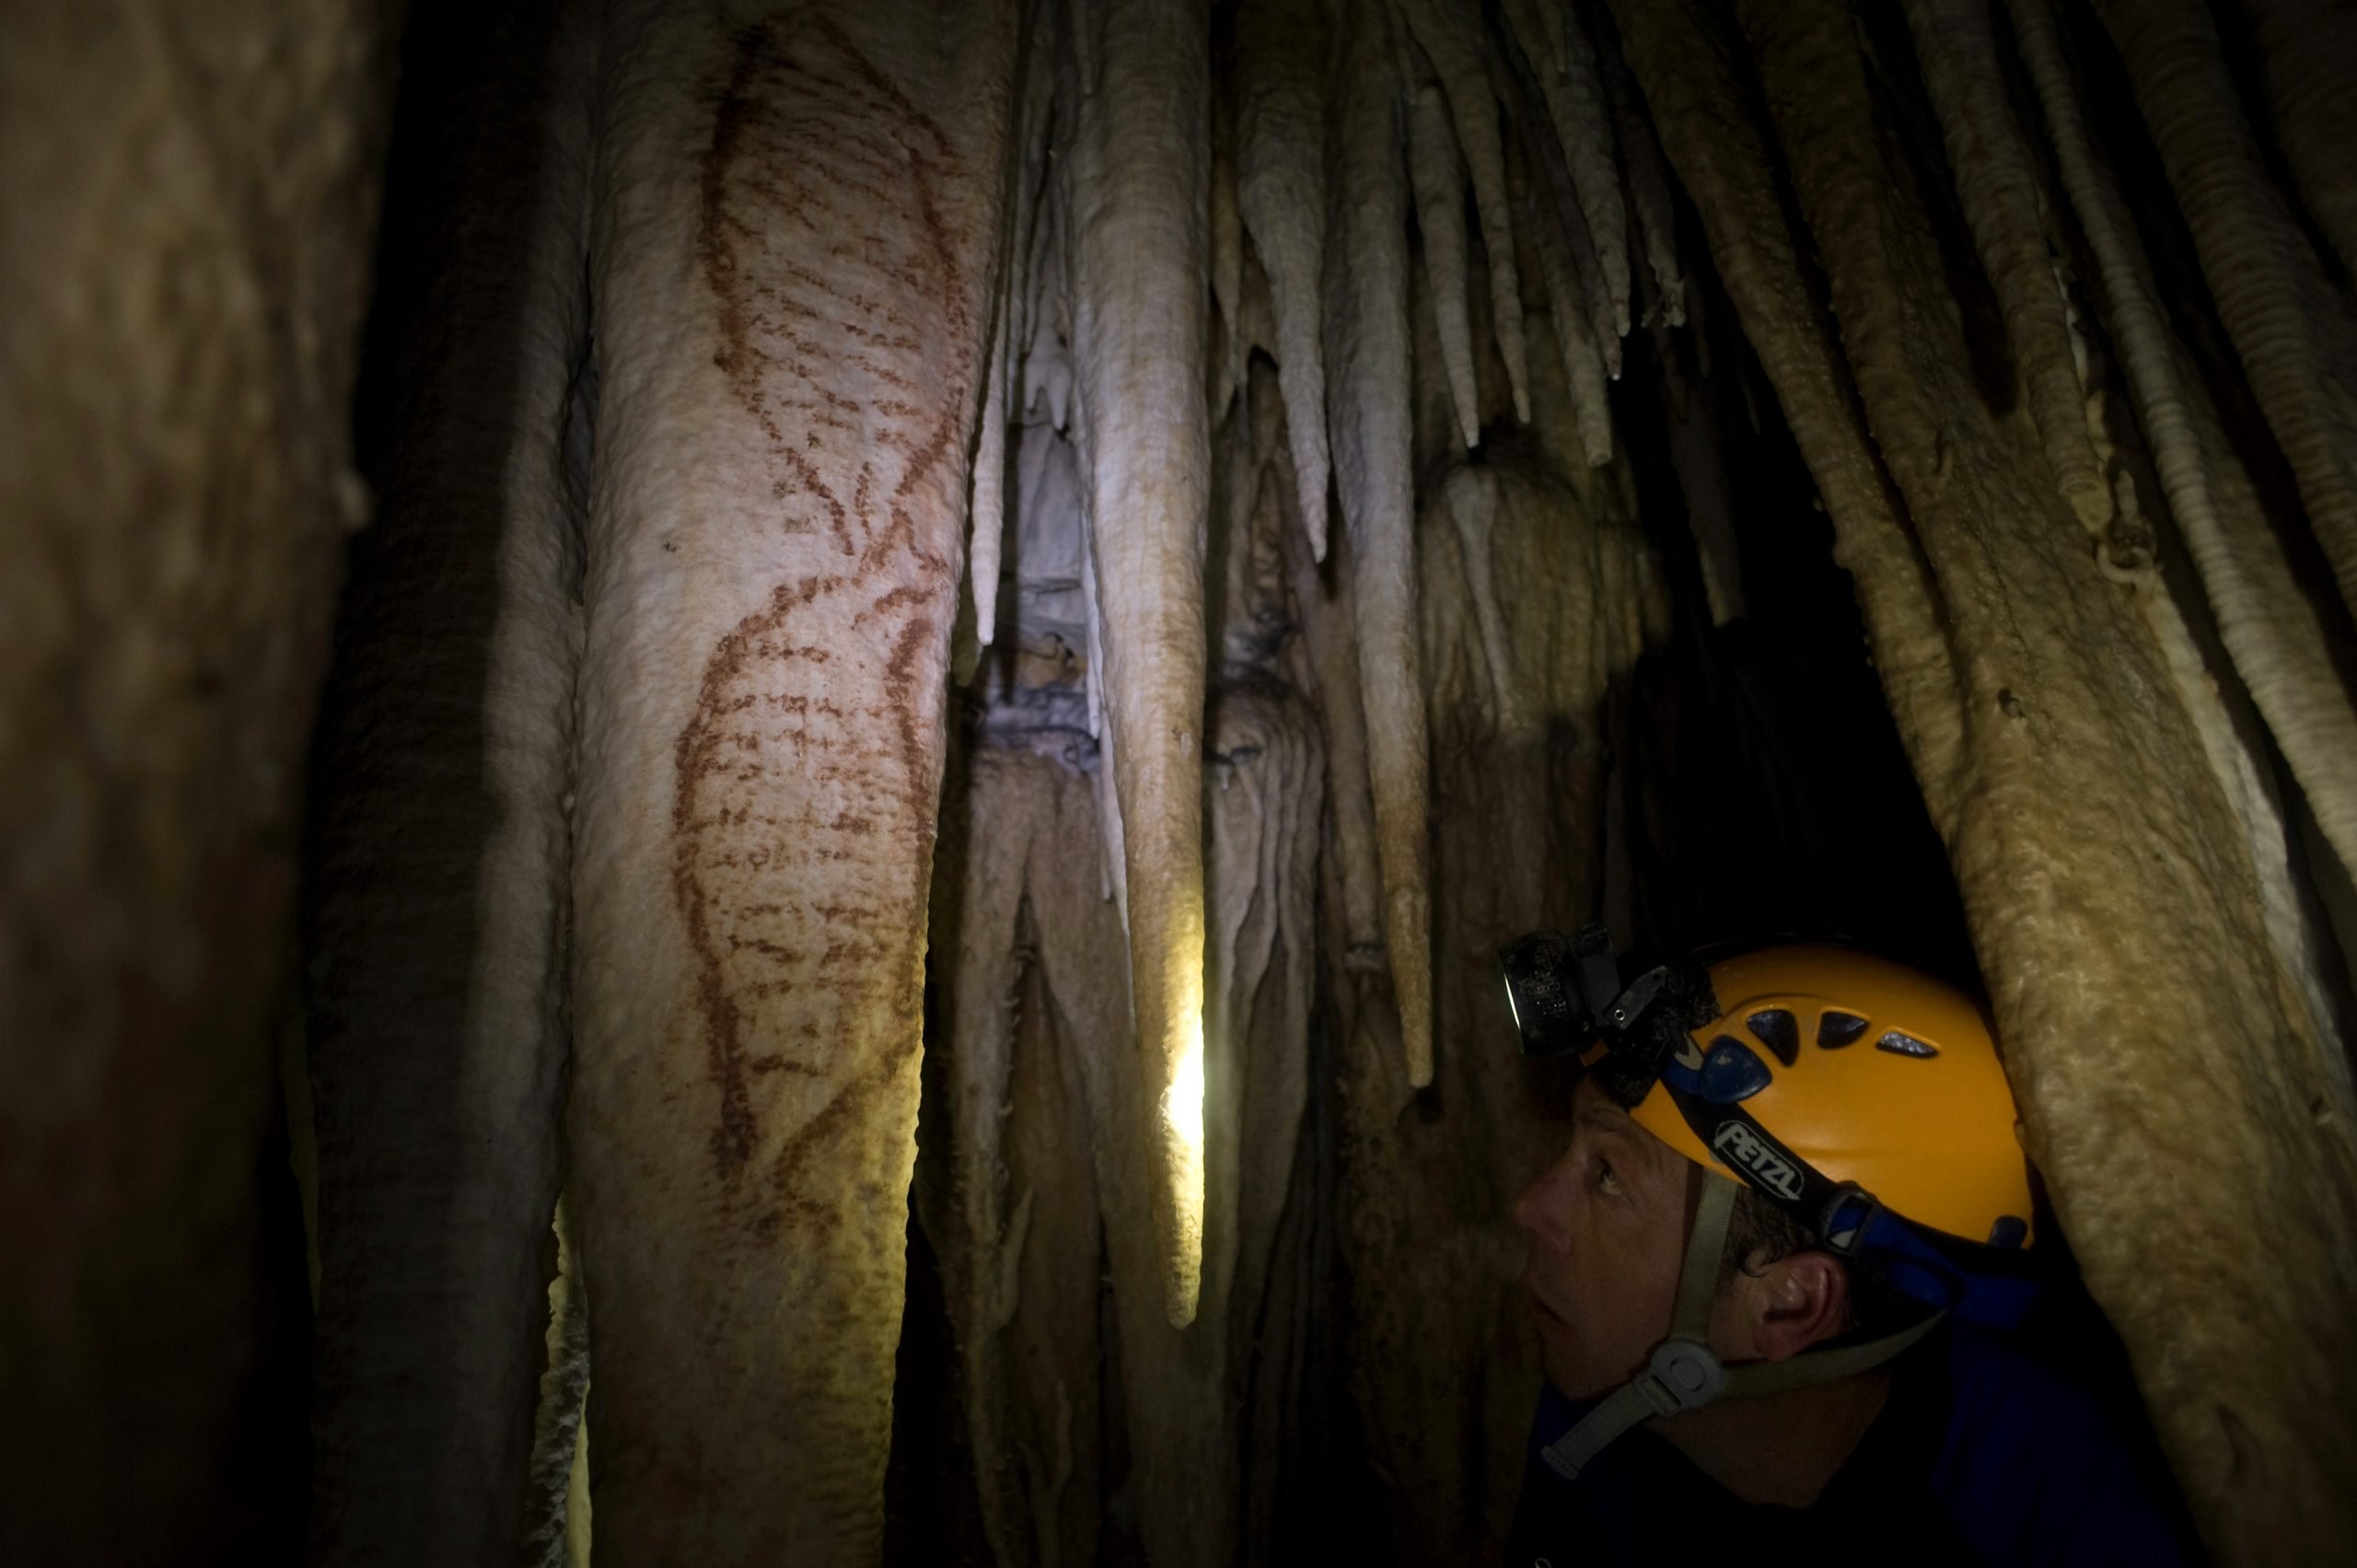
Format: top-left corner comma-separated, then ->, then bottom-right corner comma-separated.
1499,929 -> 1602,1058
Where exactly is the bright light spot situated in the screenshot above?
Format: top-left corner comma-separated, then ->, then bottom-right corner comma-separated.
1160,1004 -> 1207,1327
1166,1017 -> 1206,1148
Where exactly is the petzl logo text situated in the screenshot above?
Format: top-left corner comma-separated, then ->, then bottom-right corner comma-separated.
1713,1121 -> 1805,1200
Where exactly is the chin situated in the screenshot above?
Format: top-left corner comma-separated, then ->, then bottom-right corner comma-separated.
1544,1351 -> 1618,1402
1530,1311 -> 1608,1400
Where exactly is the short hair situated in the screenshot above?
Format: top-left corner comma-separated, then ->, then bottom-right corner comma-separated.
1717,1182 -> 1911,1333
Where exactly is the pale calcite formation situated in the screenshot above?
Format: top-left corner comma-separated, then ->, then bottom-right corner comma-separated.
565,4 -> 1017,1556
1051,0 -> 1216,1326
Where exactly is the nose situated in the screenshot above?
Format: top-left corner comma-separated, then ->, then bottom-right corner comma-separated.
1513,1156 -> 1575,1255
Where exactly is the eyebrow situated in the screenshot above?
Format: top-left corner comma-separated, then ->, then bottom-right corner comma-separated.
1576,1102 -> 1636,1140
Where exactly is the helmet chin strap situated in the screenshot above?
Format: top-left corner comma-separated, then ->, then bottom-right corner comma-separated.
1539,1171 -> 1945,1481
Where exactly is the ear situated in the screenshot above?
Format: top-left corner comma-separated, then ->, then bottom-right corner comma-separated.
1741,1249 -> 1851,1362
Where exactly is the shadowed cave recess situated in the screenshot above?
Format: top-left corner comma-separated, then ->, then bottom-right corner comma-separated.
5,0 -> 2357,1564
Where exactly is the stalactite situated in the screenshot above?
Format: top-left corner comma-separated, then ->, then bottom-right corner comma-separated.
1605,0 -> 1967,831
1232,0 -> 1336,560
1393,0 -> 1535,421
1405,79 -> 1483,448
1498,0 -> 1630,344
1506,62 -> 1620,383
1655,329 -> 1743,624
2005,0 -> 2357,887
2086,381 -> 2347,1074
1696,0 -> 2357,1554
2246,0 -> 2357,285
1900,0 -> 2111,536
1056,0 -> 1216,1323
976,11 -> 1062,652
1514,169 -> 1614,467
2094,0 -> 2357,631
1325,0 -> 1435,1090
1211,109 -> 1249,423
1283,512 -> 1385,957
970,300 -> 1013,649
1592,0 -> 1684,327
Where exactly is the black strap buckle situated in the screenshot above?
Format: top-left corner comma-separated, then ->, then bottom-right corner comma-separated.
1817,1182 -> 1883,1258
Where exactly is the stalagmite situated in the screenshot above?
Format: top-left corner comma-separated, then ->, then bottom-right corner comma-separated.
1900,0 -> 2110,536
1438,467 -> 1527,734
1055,0 -> 1214,1323
2094,0 -> 2357,631
1406,80 -> 1484,448
1394,0 -> 1536,421
2247,0 -> 2357,285
930,746 -> 1108,1568
1232,0 -> 1337,559
1327,0 -> 1436,1090
1499,0 -> 1630,343
2006,0 -> 2357,885
564,4 -> 1017,1555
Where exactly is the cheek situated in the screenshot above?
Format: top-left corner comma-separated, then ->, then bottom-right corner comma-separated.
1538,1217 -> 1683,1393
1581,1239 -> 1666,1339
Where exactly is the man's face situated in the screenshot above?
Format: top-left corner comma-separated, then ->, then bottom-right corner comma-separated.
1512,1077 -> 1690,1399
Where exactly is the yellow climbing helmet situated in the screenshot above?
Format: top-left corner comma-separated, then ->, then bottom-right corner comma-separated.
1501,925 -> 2047,1481
1626,944 -> 2036,1249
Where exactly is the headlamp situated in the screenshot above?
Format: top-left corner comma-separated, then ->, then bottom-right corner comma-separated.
1498,926 -> 1621,1057
1497,922 -> 1718,1107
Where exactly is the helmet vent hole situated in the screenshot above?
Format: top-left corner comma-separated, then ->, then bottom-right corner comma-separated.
1875,1029 -> 1939,1059
1746,1009 -> 1800,1066
1817,1011 -> 1871,1049
1699,1037 -> 1775,1102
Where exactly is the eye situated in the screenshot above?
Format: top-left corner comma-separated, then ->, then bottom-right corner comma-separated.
1595,1156 -> 1625,1198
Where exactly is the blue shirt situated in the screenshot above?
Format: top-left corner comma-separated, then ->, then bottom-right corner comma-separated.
1505,1323 -> 2197,1566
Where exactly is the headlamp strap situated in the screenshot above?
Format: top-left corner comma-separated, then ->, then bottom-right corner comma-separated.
1538,1167 -> 1951,1485
1538,1336 -> 1728,1481
1672,1170 -> 1740,1340
1540,1172 -> 1740,1482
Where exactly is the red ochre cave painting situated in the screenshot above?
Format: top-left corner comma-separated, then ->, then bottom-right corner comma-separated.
671,11 -> 975,1227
